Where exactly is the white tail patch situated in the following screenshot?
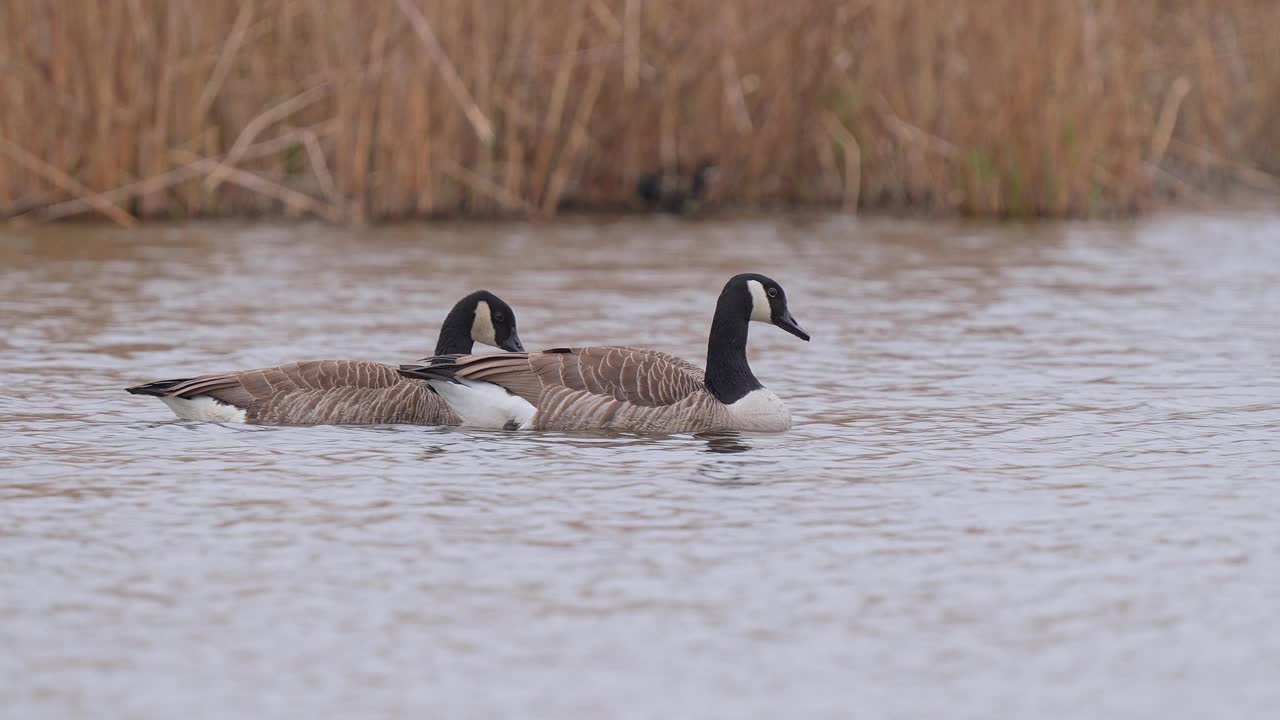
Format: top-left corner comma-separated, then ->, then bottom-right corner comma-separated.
471,301 -> 497,347
746,279 -> 772,322
427,378 -> 535,429
159,395 -> 248,423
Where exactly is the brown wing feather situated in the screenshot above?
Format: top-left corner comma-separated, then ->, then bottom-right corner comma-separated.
150,360 -> 454,425
450,347 -> 705,408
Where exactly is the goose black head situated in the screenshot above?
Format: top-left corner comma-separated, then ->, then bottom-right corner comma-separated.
729,273 -> 810,341
462,290 -> 524,352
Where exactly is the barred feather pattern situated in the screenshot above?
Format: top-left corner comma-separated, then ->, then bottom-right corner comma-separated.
441,347 -> 789,433
150,360 -> 456,425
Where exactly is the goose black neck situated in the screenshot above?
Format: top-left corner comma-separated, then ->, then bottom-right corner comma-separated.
434,302 -> 476,355
704,294 -> 762,405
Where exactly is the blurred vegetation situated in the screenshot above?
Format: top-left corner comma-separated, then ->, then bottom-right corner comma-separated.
2,0 -> 1279,225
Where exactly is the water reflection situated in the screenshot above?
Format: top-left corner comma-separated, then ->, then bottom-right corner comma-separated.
698,432 -> 753,454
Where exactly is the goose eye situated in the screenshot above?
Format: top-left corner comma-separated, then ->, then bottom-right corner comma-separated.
767,287 -> 778,298
493,311 -> 506,323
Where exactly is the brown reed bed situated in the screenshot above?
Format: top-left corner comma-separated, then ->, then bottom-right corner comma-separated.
2,0 -> 1278,225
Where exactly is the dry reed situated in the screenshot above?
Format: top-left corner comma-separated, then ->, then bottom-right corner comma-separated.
2,0 -> 1278,224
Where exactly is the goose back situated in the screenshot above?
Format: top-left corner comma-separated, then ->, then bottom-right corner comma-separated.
134,360 -> 457,425
428,347 -> 786,433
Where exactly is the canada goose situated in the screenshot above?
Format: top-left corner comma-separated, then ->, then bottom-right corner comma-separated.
125,290 -> 524,425
635,158 -> 719,214
398,273 -> 809,433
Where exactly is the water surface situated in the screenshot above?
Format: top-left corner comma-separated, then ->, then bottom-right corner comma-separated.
2,214 -> 1279,719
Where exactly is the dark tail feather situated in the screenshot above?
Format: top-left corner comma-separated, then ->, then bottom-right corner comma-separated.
125,378 -> 191,397
398,361 -> 460,383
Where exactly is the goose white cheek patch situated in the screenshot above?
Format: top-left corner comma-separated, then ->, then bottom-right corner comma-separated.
472,301 -> 497,347
747,279 -> 772,322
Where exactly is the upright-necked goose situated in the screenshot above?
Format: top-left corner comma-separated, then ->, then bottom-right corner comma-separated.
398,273 -> 809,433
126,290 -> 524,425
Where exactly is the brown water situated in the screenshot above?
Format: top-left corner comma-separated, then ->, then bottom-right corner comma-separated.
2,214 -> 1279,719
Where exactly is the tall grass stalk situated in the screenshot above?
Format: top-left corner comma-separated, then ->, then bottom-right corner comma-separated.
2,0 -> 1278,224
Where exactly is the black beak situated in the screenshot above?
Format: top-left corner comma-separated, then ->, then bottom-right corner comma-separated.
775,310 -> 810,342
499,330 -> 525,353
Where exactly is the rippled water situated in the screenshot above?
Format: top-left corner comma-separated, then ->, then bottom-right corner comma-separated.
3,214 -> 1279,719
